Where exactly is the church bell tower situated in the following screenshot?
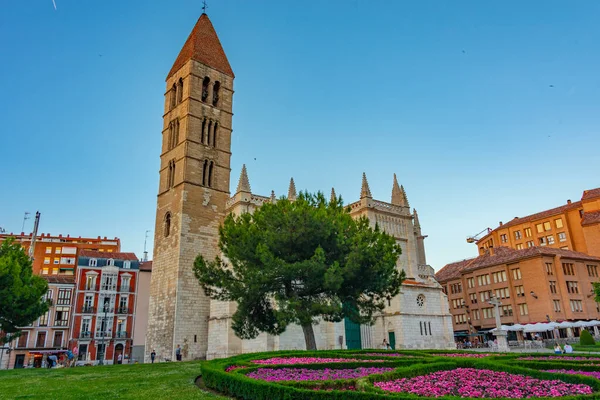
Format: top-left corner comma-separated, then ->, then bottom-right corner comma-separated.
146,12 -> 234,361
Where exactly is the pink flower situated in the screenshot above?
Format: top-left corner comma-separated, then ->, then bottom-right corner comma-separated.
251,357 -> 384,365
247,367 -> 394,382
374,368 -> 593,398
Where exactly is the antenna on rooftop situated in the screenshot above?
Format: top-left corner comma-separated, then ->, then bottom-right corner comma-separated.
143,230 -> 151,262
22,212 -> 30,233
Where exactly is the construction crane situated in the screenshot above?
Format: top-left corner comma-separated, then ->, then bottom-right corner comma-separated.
466,227 -> 492,244
28,211 -> 41,260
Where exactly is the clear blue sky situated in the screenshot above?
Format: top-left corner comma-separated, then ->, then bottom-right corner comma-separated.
1,0 -> 599,270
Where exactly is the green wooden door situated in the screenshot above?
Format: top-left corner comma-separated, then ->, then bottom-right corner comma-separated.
388,331 -> 396,350
344,317 -> 362,349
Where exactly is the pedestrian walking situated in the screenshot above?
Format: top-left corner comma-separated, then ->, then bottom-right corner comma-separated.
151,350 -> 156,364
175,344 -> 182,361
117,353 -> 123,364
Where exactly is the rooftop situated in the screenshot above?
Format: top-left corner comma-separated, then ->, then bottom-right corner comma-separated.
79,250 -> 138,261
436,246 -> 600,283
140,261 -> 153,272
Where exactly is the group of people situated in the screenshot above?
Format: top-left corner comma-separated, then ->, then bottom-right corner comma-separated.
148,344 -> 182,364
554,343 -> 574,354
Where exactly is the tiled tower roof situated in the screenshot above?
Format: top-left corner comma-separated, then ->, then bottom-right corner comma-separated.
167,13 -> 234,79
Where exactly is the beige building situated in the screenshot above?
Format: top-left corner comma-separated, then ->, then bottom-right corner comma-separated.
145,12 -> 454,362
132,261 -> 152,363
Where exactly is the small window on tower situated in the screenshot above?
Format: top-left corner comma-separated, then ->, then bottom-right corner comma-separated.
208,161 -> 214,187
202,159 -> 209,186
212,81 -> 220,106
164,212 -> 171,237
177,78 -> 183,104
201,77 -> 210,102
170,83 -> 177,109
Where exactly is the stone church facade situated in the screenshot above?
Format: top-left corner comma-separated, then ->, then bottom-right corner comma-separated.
146,13 -> 454,362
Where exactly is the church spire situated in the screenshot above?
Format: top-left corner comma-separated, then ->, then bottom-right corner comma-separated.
360,172 -> 372,199
167,13 -> 234,79
391,173 -> 405,206
413,209 -> 421,228
330,187 -> 337,203
288,178 -> 297,201
401,185 -> 409,207
235,164 -> 251,194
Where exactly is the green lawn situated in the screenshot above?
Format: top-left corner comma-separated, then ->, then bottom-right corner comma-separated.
0,361 -> 231,400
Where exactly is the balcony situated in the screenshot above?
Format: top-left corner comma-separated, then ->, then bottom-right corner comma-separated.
116,331 -> 129,339
95,331 -> 112,339
119,286 -> 131,293
116,307 -> 130,314
54,320 -> 69,327
100,284 -> 117,292
98,306 -> 114,314
82,306 -> 95,314
79,331 -> 92,339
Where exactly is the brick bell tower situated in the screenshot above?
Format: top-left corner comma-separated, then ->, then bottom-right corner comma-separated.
146,12 -> 234,361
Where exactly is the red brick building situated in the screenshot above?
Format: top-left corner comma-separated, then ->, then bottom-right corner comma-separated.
70,251 -> 139,365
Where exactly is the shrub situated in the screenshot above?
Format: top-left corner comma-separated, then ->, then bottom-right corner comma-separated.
580,330 -> 596,345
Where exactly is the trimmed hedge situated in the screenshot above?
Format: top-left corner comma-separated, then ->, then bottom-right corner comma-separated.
200,350 -> 600,400
582,330 -> 596,345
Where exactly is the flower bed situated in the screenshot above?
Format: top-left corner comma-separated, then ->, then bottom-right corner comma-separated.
374,368 -> 593,398
546,370 -> 600,379
519,356 -> 600,362
433,353 -> 492,358
251,357 -> 384,365
247,367 -> 395,382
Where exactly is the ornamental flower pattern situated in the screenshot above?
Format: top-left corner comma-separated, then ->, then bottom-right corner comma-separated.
374,368 -> 593,398
434,353 -> 492,358
251,357 -> 384,365
519,356 -> 600,362
247,367 -> 394,382
546,370 -> 600,379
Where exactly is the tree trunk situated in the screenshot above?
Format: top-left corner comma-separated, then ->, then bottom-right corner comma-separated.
301,324 -> 317,351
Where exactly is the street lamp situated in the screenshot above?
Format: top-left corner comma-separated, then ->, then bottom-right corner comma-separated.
98,297 -> 109,366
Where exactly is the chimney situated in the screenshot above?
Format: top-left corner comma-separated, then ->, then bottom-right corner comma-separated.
567,199 -> 572,204
499,221 -> 503,226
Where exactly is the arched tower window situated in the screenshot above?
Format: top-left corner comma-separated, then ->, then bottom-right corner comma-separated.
202,159 -> 208,186
167,160 -> 175,188
164,212 -> 171,237
212,122 -> 218,148
170,83 -> 177,109
201,118 -> 206,144
212,81 -> 220,106
201,77 -> 210,102
168,122 -> 174,150
208,161 -> 214,187
173,119 -> 179,147
177,78 -> 184,104
207,121 -> 213,146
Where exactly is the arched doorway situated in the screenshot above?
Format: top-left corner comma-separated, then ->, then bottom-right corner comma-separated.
114,344 -> 124,365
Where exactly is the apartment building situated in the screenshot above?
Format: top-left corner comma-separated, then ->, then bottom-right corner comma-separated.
475,188 -> 600,257
71,251 -> 139,365
436,247 -> 600,334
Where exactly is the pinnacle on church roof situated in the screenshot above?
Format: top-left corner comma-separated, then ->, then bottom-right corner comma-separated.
270,190 -> 276,203
288,178 -> 297,201
391,173 -> 406,206
330,187 -> 337,203
413,209 -> 421,228
360,172 -> 372,199
236,164 -> 251,193
167,13 -> 234,80
400,185 -> 409,207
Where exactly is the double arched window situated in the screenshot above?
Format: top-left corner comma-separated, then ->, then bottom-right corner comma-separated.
168,119 -> 180,150
202,160 -> 214,188
200,117 -> 218,147
167,159 -> 176,189
170,79 -> 184,110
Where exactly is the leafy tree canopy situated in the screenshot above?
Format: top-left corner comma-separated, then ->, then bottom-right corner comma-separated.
194,192 -> 404,350
0,238 -> 50,344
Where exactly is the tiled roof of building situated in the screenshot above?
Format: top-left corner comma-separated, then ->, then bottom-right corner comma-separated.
79,250 -> 138,261
435,258 -> 477,282
44,276 -> 75,284
167,13 -> 234,79
493,201 -> 582,231
582,210 -> 600,226
582,188 -> 600,201
140,261 -> 153,272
